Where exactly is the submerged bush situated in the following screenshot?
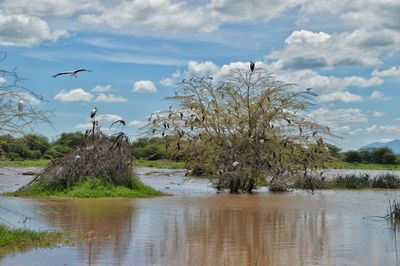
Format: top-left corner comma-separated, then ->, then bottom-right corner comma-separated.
17,134 -> 136,193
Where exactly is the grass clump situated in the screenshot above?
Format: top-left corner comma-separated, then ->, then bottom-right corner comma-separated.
332,174 -> 370,189
0,224 -> 69,257
371,174 -> 400,189
8,177 -> 163,198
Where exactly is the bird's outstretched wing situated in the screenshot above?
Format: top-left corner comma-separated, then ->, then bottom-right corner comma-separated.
110,119 -> 126,128
52,71 -> 72,78
74,69 -> 92,74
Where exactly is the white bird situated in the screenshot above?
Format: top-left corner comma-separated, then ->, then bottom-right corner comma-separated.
232,161 -> 240,167
18,98 -> 24,113
75,155 -> 81,160
90,107 -> 97,119
52,68 -> 92,78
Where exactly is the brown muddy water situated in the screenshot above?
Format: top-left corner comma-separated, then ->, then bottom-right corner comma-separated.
1,168 -> 400,265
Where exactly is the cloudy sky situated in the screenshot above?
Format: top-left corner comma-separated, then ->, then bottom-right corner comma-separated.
1,0 -> 400,150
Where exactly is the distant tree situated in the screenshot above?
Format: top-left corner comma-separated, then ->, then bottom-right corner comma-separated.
0,54 -> 51,135
370,147 -> 397,164
344,151 -> 363,163
23,134 -> 49,155
145,65 -> 333,193
326,144 -> 341,159
54,132 -> 84,148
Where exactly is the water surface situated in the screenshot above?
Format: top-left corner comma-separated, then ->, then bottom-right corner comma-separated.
1,168 -> 400,265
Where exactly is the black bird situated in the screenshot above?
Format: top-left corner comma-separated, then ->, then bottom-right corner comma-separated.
52,68 -> 92,78
110,119 -> 126,128
250,61 -> 255,72
90,107 -> 97,119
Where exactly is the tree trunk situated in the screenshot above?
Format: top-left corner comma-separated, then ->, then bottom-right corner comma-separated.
229,177 -> 240,193
246,178 -> 255,193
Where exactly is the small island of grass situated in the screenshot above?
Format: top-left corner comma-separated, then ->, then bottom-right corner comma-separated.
7,177 -> 164,198
0,224 -> 71,257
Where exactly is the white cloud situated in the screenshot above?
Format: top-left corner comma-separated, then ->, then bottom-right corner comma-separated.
309,108 -> 368,134
92,84 -> 112,92
372,66 -> 400,79
0,77 -> 6,86
132,80 -> 157,93
318,91 -> 362,103
0,12 -> 67,46
372,111 -> 386,117
1,0 -> 103,17
96,114 -> 122,122
267,29 -> 390,70
80,0 -> 216,32
74,122 -> 92,129
129,120 -> 147,128
54,88 -> 94,102
95,93 -> 128,103
369,90 -> 384,100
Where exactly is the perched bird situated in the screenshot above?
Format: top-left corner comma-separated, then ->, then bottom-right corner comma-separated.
90,107 -> 97,119
18,98 -> 24,113
110,119 -> 126,128
75,155 -> 81,160
306,87 -> 312,91
52,68 -> 91,78
250,61 -> 255,72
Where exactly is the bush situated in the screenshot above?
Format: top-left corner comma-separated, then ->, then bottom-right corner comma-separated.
333,174 -> 370,189
372,174 -> 400,189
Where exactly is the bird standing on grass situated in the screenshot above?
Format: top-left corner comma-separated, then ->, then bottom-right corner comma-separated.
52,68 -> 92,78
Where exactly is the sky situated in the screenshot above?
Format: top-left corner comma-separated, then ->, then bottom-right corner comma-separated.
1,0 -> 400,150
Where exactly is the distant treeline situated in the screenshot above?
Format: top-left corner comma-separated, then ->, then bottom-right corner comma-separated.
0,133 -> 172,161
0,133 -> 398,165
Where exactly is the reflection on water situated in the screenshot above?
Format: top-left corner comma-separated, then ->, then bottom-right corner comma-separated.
1,190 -> 400,265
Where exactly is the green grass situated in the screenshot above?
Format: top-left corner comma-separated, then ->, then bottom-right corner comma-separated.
325,161 -> 400,170
0,159 -> 50,168
135,159 -> 185,169
0,224 -> 70,257
6,177 -> 165,198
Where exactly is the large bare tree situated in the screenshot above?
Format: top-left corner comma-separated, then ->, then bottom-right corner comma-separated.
146,64 -> 333,193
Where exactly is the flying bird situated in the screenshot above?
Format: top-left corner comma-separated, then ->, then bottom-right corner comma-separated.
250,61 -> 255,72
90,107 -> 97,119
18,98 -> 24,113
52,68 -> 92,78
110,119 -> 126,128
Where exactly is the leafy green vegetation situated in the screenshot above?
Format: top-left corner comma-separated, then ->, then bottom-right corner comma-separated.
293,173 -> 400,190
7,177 -> 164,198
0,224 -> 69,257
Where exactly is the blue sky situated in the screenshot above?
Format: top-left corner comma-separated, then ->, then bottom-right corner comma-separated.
1,0 -> 400,150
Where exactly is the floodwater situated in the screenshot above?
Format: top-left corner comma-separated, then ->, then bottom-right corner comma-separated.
1,168 -> 400,265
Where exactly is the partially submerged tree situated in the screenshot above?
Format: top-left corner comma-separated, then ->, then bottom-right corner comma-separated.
0,54 -> 51,135
146,64 -> 333,193
19,108 -> 135,192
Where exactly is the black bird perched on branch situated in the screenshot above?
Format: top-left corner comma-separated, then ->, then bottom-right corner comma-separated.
90,107 -> 97,119
110,119 -> 126,128
250,61 -> 255,72
52,68 -> 92,78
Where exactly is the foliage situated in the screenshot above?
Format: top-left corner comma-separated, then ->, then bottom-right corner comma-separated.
145,65 -> 333,192
0,224 -> 68,257
343,147 -> 397,164
135,159 -> 185,169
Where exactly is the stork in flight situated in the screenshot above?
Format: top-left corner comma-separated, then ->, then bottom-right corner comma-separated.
52,68 -> 92,78
110,119 -> 126,129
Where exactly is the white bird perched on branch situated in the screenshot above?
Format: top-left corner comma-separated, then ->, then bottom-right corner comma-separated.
52,68 -> 92,78
18,98 -> 24,113
90,107 -> 97,119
